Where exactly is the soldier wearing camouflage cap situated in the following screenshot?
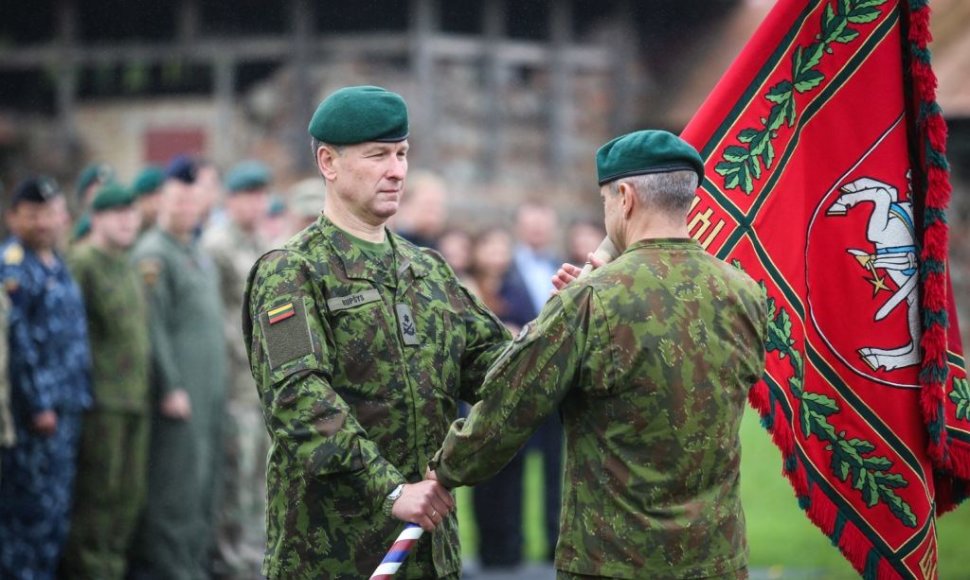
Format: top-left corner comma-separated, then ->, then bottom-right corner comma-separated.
429,130 -> 768,579
243,85 -> 511,578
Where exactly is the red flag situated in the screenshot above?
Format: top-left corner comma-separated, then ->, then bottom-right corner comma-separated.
682,0 -> 969,577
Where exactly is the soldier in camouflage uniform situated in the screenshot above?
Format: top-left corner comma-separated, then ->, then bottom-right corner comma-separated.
62,184 -> 151,579
243,86 -> 511,579
203,160 -> 272,578
0,177 -> 92,579
128,156 -> 227,580
430,130 -> 768,579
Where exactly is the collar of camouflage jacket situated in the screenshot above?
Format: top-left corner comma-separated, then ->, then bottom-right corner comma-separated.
315,214 -> 428,288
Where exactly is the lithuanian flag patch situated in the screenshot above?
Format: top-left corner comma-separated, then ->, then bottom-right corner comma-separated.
267,302 -> 296,324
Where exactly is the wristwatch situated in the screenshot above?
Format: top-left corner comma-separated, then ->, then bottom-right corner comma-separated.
383,483 -> 405,516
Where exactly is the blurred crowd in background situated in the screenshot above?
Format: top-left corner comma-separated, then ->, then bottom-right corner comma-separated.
0,153 -> 605,579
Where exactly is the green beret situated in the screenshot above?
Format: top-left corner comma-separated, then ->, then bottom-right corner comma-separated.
75,163 -> 114,197
308,86 -> 409,145
91,182 -> 136,213
131,166 -> 166,197
72,212 -> 91,241
225,160 -> 272,193
596,130 -> 704,186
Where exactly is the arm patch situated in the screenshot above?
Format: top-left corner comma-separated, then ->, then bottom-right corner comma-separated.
260,296 -> 314,369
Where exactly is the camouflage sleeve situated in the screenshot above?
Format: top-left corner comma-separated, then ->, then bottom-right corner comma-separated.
3,261 -> 56,413
433,287 -> 595,488
246,250 -> 406,510
133,252 -> 184,395
453,280 -> 513,404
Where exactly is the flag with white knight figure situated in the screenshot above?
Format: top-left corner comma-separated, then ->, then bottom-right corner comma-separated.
681,0 -> 969,577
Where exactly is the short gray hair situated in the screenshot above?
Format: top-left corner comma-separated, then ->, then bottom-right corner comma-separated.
609,170 -> 698,215
309,137 -> 344,158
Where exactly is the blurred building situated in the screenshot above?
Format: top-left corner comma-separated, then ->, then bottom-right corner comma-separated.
0,0 -> 740,209
0,1 -> 967,271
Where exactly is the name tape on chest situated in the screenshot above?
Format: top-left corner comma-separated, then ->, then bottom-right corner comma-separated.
326,288 -> 382,312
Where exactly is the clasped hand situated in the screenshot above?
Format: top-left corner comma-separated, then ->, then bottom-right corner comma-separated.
389,470 -> 454,532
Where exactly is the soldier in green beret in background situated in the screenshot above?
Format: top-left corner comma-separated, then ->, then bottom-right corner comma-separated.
243,85 -> 511,579
428,130 -> 768,579
62,183 -> 151,580
75,163 -> 115,209
128,155 -> 227,580
203,160 -> 272,578
131,166 -> 166,237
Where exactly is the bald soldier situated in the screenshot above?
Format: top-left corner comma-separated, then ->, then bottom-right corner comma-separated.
429,130 -> 768,579
243,85 -> 510,579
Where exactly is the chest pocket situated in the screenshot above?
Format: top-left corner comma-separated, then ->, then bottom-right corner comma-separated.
409,288 -> 465,402
325,286 -> 395,399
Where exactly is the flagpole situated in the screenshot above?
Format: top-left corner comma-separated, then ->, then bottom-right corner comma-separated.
370,523 -> 424,579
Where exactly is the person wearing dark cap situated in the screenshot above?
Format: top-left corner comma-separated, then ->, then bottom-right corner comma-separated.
242,85 -> 510,579
0,177 -> 92,579
428,130 -> 768,579
202,159 -> 272,577
128,155 -> 227,580
62,184 -> 150,580
131,165 -> 166,236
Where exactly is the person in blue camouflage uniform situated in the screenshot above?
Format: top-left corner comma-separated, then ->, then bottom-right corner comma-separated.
243,86 -> 511,579
0,177 -> 92,579
430,130 -> 767,579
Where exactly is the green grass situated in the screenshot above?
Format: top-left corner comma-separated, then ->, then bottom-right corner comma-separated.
457,407 -> 970,577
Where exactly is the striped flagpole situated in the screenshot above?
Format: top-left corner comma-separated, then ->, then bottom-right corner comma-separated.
370,523 -> 424,579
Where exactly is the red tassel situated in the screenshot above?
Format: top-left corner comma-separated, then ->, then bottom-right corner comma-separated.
926,115 -> 949,154
946,440 -> 970,480
772,401 -> 795,457
877,557 -> 899,579
923,274 -> 950,314
748,382 -> 770,416
909,7 -> 932,45
910,62 -> 937,101
808,485 -> 837,536
926,167 -> 952,208
839,522 -> 875,577
921,226 -> 949,267
919,372 -> 945,416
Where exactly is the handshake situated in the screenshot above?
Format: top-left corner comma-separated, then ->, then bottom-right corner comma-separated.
388,469 -> 451,532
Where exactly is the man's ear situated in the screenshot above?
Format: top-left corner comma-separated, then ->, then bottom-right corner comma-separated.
619,181 -> 636,219
317,146 -> 338,181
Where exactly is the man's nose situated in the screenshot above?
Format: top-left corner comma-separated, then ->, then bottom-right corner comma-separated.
386,156 -> 407,180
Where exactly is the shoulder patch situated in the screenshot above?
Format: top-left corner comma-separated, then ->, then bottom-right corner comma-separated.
260,297 -> 313,369
138,258 -> 163,287
3,244 -> 23,266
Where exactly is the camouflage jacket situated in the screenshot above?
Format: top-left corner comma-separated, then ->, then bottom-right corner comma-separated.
67,244 -> 151,413
243,215 -> 510,579
202,221 -> 265,403
1,237 -> 92,414
433,238 -> 767,579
